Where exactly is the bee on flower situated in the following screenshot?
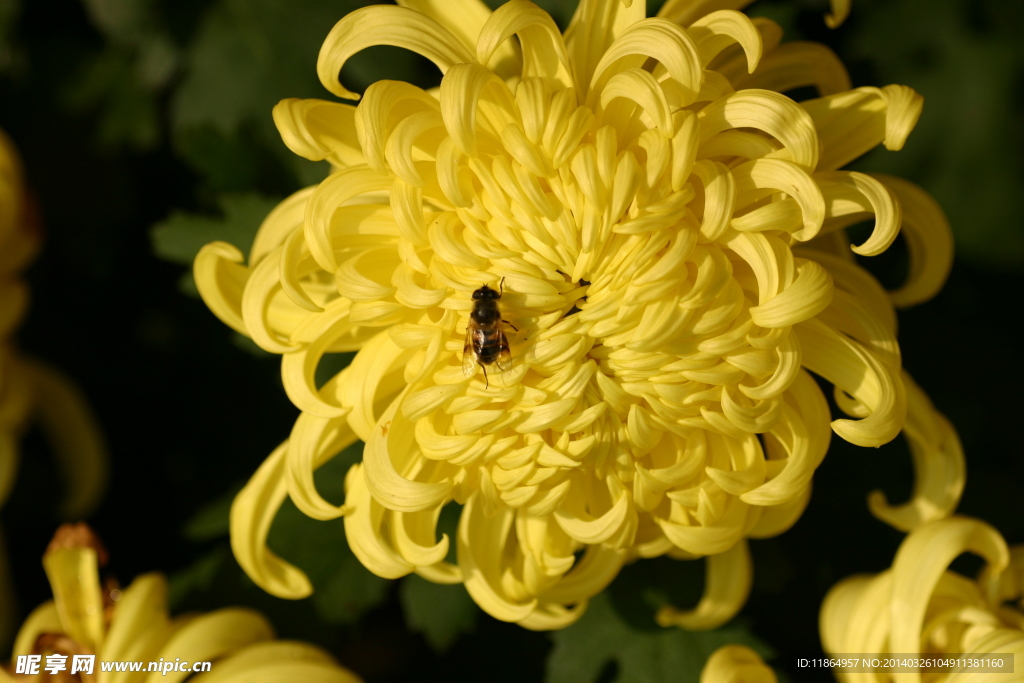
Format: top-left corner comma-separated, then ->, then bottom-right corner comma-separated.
196,0 -> 961,629
462,280 -> 514,388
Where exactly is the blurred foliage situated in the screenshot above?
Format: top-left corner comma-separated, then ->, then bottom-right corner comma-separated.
843,0 -> 1024,267
0,0 -> 1022,681
0,2 -> 21,74
547,593 -> 772,683
151,192 -> 280,294
399,575 -> 480,653
63,0 -> 177,148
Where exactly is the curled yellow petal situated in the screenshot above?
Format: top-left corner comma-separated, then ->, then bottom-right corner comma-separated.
566,0 -> 647,97
747,483 -> 810,539
796,317 -> 906,447
362,393 -> 453,513
440,62 -> 516,157
874,174 -> 954,308
699,90 -> 819,171
732,158 -> 826,242
816,172 -> 901,257
476,0 -> 571,87
303,168 -> 393,271
250,186 -> 316,269
241,247 -> 304,353
231,443 -> 312,599
458,496 -> 537,623
819,574 -> 875,658
286,413 -> 358,521
343,463 -> 416,578
658,494 -> 748,556
890,517 -> 1009,662
749,259 -> 833,328
590,18 -> 703,107
868,371 -> 965,532
399,0 -> 512,69
825,0 -> 851,28
339,331 -> 413,439
700,644 -> 778,683
272,98 -> 364,167
194,242 -> 250,336
742,370 -> 830,505
657,539 -> 751,630
691,159 -> 736,242
357,80 -> 440,174
688,10 -> 762,73
600,68 -> 674,137
803,85 -> 923,172
555,479 -> 632,545
317,6 -> 474,100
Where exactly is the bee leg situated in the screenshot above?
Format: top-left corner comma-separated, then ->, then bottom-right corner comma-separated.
502,320 -> 518,332
481,363 -> 490,389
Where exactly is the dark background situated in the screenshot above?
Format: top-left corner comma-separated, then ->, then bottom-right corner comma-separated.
2,0 -> 1022,680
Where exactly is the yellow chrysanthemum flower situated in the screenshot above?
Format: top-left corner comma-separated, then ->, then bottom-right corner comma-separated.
196,0 -> 959,629
0,524 -> 362,683
0,131 -> 108,645
701,644 -> 776,683
821,516 -> 1024,682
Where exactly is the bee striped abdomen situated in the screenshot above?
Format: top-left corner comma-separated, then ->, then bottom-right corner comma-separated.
463,282 -> 513,387
473,327 -> 505,365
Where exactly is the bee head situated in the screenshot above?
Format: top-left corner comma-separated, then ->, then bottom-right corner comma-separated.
473,284 -> 499,301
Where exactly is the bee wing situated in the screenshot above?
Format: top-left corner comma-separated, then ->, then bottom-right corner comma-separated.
462,327 -> 477,377
495,324 -> 513,376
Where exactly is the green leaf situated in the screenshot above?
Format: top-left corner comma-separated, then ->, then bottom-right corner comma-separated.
546,593 -> 773,683
65,0 -> 177,149
182,485 -> 240,542
167,545 -> 231,610
311,544 -> 390,625
151,192 -> 279,266
172,125 -> 274,195
171,0 -> 360,137
63,47 -> 163,149
169,0 -> 433,193
400,575 -> 479,653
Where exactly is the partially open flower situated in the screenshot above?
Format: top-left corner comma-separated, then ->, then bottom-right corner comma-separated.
1,524 -> 362,683
196,0 -> 958,628
821,516 -> 1024,682
701,644 -> 777,683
